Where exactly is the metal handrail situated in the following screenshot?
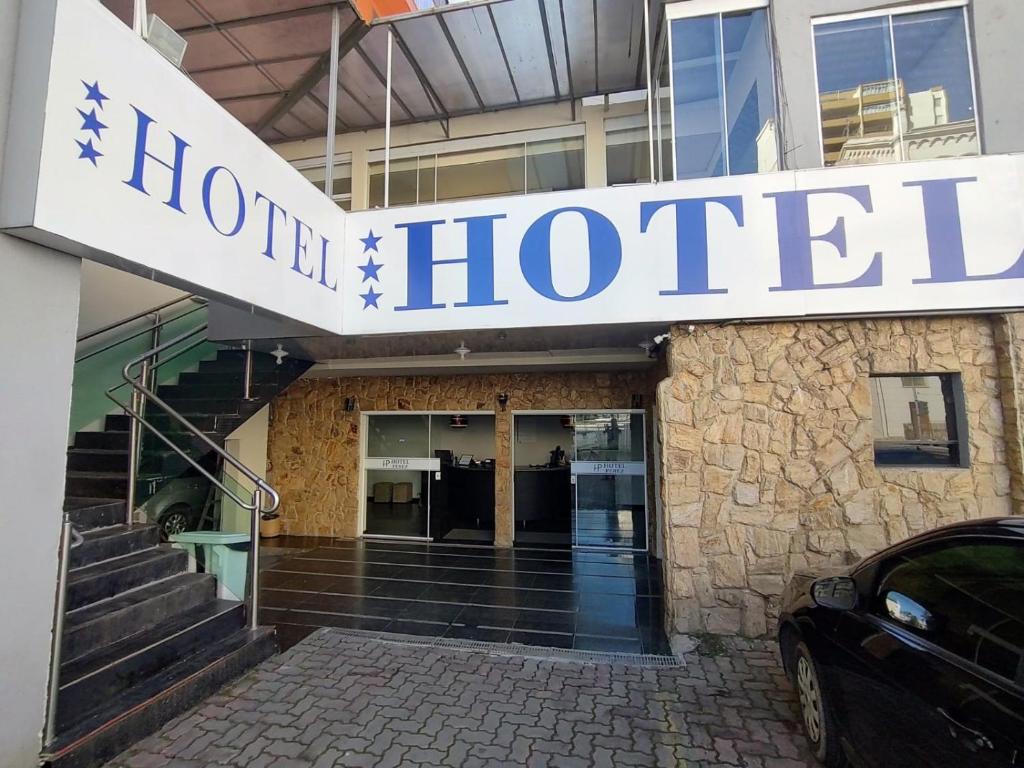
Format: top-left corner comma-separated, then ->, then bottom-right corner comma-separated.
105,322 -> 280,515
77,294 -> 204,344
76,300 -> 207,364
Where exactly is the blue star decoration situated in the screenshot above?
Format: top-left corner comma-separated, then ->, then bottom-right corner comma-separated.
358,256 -> 383,283
360,287 -> 382,310
82,80 -> 109,110
77,107 -> 108,139
76,138 -> 103,166
360,229 -> 382,253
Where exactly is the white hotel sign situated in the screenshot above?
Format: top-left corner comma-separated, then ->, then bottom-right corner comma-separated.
1,0 -> 344,334
2,1 -> 1023,338
344,154 -> 1024,334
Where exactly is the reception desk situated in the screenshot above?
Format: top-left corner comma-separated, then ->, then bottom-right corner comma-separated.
513,465 -> 572,531
429,463 -> 495,540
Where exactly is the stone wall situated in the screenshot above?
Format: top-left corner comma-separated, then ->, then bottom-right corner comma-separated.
657,316 -> 1017,638
994,314 -> 1024,513
267,371 -> 652,545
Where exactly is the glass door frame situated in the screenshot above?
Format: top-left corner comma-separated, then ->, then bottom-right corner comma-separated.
510,409 -> 650,553
358,410 -> 496,542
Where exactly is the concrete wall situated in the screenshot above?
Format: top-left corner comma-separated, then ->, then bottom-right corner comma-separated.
656,316 -> 1017,638
222,405 -> 271,534
77,261 -> 186,338
0,6 -> 82,765
266,372 -> 653,546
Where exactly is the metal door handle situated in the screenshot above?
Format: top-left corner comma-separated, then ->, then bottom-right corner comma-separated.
937,708 -> 994,752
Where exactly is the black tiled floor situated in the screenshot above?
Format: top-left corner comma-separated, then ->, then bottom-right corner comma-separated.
259,536 -> 670,655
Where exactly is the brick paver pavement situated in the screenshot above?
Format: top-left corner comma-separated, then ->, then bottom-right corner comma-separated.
106,629 -> 818,768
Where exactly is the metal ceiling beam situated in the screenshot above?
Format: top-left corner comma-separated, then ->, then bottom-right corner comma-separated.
190,53 -> 320,76
487,4 -> 521,105
389,24 -> 449,118
556,0 -> 575,119
634,4 -> 647,90
253,18 -> 369,136
435,13 -> 484,111
177,3 -> 343,36
536,0 -> 560,100
353,44 -> 415,121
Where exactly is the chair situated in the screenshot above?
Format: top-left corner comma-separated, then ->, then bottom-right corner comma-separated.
392,482 -> 413,503
372,481 -> 394,503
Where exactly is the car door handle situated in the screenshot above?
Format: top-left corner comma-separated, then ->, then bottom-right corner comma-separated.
937,708 -> 995,752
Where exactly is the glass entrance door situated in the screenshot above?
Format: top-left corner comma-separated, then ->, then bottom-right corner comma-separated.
571,413 -> 647,549
364,414 -> 435,538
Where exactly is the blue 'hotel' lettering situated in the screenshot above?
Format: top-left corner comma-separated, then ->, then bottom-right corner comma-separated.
122,105 -> 337,292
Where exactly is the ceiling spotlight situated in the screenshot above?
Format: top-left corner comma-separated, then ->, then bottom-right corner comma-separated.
270,344 -> 289,366
455,341 -> 470,360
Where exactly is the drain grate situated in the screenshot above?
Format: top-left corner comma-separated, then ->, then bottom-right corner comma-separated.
311,627 -> 684,668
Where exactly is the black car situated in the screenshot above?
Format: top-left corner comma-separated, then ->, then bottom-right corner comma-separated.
778,517 -> 1024,768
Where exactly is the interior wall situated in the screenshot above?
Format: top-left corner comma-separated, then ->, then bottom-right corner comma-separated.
222,405 -> 270,534
513,415 -> 571,466
77,260 -> 186,338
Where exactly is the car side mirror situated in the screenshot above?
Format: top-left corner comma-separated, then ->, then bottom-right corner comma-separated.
812,576 -> 858,611
883,591 -> 937,632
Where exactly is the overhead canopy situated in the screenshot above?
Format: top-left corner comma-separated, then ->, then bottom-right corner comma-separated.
101,0 -> 669,143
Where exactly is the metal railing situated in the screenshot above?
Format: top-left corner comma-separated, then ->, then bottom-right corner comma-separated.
106,321 -> 278,635
46,304 -> 270,747
44,515 -> 84,745
75,295 -> 205,362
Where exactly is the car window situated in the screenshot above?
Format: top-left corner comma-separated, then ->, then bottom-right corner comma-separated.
874,539 -> 1024,686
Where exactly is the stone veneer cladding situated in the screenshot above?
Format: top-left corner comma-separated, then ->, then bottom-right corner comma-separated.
657,315 -> 1022,638
267,371 -> 653,546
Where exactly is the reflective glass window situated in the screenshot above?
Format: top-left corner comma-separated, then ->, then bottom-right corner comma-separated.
814,8 -> 979,166
876,541 -> 1024,684
871,374 -> 967,467
669,8 -> 777,179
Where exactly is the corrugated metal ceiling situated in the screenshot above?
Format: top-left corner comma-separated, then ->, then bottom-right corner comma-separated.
101,0 -> 668,142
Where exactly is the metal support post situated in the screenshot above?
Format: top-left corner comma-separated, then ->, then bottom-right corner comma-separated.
643,0 -> 656,182
325,5 -> 341,197
384,27 -> 394,208
44,517 -> 73,746
249,487 -> 263,630
242,342 -> 255,401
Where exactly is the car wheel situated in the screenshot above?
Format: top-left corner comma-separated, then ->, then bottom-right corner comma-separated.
158,504 -> 194,540
794,641 -> 846,767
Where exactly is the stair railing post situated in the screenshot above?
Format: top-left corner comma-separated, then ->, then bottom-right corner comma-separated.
125,382 -> 141,527
44,516 -> 73,746
242,342 -> 255,401
249,487 -> 262,631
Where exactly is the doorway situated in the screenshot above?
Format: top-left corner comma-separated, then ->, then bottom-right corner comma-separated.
512,411 -> 648,551
361,412 -> 496,544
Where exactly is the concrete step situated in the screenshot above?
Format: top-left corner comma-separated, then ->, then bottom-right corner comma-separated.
70,525 -> 160,569
63,573 -> 216,662
44,627 -> 276,768
66,547 -> 187,612
57,600 -> 246,732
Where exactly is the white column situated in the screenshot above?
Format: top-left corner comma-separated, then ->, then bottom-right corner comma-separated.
643,0 -> 656,182
324,6 -> 341,197
384,27 -> 394,208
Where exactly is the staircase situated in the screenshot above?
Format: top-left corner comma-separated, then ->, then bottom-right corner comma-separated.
65,348 -> 310,536
47,346 -> 311,768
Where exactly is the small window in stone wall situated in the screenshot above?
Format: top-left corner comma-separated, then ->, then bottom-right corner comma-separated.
871,374 -> 969,468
